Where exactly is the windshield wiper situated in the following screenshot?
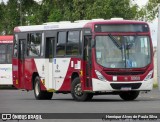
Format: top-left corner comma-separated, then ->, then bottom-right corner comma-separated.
108,34 -> 126,66
108,34 -> 121,49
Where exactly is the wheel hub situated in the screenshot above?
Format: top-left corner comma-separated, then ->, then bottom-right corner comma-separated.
74,83 -> 82,96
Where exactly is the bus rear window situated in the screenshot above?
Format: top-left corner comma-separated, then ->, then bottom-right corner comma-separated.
94,24 -> 149,32
0,45 -> 6,63
0,44 -> 13,64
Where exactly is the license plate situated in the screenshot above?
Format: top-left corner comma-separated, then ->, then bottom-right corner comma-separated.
121,87 -> 131,91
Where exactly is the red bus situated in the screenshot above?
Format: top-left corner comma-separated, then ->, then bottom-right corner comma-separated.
0,35 -> 13,86
13,19 -> 153,101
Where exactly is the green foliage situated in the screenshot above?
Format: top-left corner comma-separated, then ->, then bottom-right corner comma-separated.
137,0 -> 160,21
0,0 -> 20,34
0,2 -> 5,34
0,0 -> 157,34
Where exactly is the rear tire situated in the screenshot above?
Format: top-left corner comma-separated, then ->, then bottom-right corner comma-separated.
71,77 -> 93,101
119,91 -> 139,101
34,76 -> 53,100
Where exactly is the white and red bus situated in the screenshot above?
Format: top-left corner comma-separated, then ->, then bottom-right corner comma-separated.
13,19 -> 153,101
0,35 -> 13,86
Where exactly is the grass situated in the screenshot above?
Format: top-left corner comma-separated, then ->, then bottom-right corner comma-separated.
153,83 -> 158,88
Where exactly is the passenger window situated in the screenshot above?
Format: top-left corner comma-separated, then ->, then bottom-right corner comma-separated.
7,44 -> 13,63
0,45 -> 6,63
66,31 -> 80,56
56,32 -> 66,56
27,33 -> 42,57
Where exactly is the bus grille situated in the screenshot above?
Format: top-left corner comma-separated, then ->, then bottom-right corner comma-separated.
110,83 -> 142,90
106,71 -> 145,76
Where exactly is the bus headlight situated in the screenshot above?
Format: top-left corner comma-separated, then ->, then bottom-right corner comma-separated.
144,70 -> 153,81
95,70 -> 107,82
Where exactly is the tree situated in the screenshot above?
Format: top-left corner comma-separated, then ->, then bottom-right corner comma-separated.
42,0 -> 139,22
18,0 -> 40,25
137,0 -> 160,21
0,0 -> 40,34
0,2 -> 6,34
0,0 -> 156,34
0,0 -> 20,34
85,0 -> 138,20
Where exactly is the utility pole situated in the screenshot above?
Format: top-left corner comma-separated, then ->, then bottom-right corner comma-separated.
157,6 -> 160,91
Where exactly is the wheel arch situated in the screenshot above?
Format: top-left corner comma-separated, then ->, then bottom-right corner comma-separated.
71,72 -> 79,83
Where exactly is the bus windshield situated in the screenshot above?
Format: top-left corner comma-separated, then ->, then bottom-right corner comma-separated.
95,35 -> 151,68
0,44 -> 13,64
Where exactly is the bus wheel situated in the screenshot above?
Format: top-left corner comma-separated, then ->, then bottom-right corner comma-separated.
119,91 -> 139,101
34,76 -> 53,100
86,93 -> 93,101
71,77 -> 93,101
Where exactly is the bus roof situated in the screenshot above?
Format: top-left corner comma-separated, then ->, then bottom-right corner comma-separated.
0,35 -> 13,43
14,19 -> 148,32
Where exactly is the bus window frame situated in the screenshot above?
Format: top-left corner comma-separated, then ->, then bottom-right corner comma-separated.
66,30 -> 81,56
27,32 -> 43,58
56,29 -> 83,58
13,34 -> 18,58
25,31 -> 44,59
56,31 -> 67,57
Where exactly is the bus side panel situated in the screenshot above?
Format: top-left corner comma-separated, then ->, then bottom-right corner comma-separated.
24,58 -> 37,90
33,59 -> 47,91
13,58 -> 47,90
57,58 -> 92,92
23,58 -> 47,91
12,58 -> 22,89
57,58 -> 81,91
52,58 -> 71,91
56,57 -> 95,92
0,64 -> 12,85
13,57 -> 27,89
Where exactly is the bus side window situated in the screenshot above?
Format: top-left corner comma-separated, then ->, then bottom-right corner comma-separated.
0,45 -> 6,63
66,31 -> 80,56
7,44 -> 13,63
27,33 -> 42,57
56,32 -> 66,56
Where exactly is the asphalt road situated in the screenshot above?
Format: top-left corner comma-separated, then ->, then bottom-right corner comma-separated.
0,88 -> 160,122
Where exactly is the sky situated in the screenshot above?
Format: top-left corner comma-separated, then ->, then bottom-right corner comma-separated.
0,0 -> 157,46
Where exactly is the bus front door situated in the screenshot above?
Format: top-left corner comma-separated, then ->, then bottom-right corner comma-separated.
83,35 -> 92,91
19,39 -> 26,89
45,31 -> 57,90
46,37 -> 56,90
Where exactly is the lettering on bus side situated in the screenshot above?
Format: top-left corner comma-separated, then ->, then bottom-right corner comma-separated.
55,64 -> 60,72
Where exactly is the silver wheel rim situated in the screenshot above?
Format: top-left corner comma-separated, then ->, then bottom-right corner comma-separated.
35,81 -> 40,96
74,83 -> 83,96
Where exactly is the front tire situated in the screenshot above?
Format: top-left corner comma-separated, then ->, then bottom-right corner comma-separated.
34,76 -> 53,100
119,91 -> 139,101
71,77 -> 93,101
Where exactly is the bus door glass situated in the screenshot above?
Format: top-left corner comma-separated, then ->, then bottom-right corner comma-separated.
46,37 -> 56,89
84,36 -> 92,88
19,39 -> 26,89
83,28 -> 92,90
